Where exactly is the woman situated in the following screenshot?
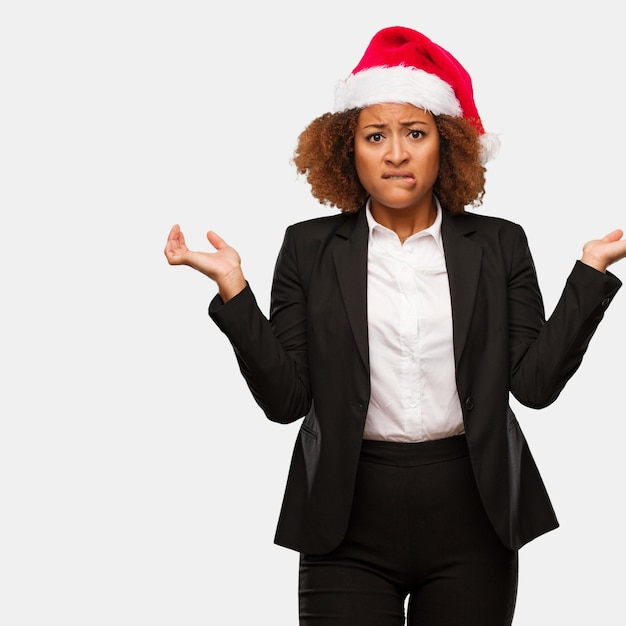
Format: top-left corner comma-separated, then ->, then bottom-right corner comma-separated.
165,26 -> 626,625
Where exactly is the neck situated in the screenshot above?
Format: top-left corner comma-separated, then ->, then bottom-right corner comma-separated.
370,198 -> 436,243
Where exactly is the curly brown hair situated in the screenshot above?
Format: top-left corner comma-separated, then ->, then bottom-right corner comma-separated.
293,109 -> 486,215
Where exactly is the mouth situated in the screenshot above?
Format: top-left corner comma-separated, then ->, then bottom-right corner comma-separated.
382,171 -> 415,182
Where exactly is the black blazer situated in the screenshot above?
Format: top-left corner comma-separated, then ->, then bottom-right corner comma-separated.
210,208 -> 621,555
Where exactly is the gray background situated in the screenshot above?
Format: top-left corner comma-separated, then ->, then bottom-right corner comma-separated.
1,1 -> 624,623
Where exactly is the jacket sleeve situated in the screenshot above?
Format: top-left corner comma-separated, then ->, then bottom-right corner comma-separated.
208,226 -> 312,423
508,227 -> 622,408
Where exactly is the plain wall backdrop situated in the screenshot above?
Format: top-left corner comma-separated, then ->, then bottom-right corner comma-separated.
1,1 -> 624,624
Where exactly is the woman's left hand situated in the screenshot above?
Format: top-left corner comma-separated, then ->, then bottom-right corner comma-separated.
581,229 -> 626,273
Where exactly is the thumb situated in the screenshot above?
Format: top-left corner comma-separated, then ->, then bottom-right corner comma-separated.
206,230 -> 228,251
602,229 -> 624,243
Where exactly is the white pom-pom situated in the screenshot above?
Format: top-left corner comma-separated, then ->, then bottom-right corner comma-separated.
479,132 -> 501,164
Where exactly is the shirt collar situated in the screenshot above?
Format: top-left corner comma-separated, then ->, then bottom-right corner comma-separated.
365,197 -> 444,253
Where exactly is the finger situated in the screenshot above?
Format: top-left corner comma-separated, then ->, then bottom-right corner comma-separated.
164,226 -> 176,256
164,225 -> 189,263
206,230 -> 227,251
602,229 -> 624,242
165,224 -> 182,249
167,224 -> 181,240
165,225 -> 180,254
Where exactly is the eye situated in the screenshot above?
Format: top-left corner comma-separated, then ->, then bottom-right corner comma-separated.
409,129 -> 425,139
365,132 -> 384,143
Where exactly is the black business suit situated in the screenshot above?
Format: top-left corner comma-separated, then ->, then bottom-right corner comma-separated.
209,207 -> 621,556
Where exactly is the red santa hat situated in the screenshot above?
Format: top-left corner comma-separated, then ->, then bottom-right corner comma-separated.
334,26 -> 499,162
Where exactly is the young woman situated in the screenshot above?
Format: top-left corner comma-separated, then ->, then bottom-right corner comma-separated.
165,26 -> 626,625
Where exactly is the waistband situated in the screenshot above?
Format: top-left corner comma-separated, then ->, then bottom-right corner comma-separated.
359,435 -> 469,467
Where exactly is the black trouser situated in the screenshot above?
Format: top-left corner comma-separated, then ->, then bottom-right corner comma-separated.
299,436 -> 518,625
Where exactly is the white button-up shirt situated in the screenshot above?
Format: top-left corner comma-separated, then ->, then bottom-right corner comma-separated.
364,200 -> 464,442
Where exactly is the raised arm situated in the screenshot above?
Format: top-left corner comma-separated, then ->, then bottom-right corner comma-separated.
165,223 -> 313,423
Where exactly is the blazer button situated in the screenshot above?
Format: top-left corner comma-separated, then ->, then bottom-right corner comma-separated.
601,297 -> 611,308
464,397 -> 474,411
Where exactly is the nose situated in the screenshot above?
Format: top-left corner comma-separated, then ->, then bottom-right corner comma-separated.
385,136 -> 409,165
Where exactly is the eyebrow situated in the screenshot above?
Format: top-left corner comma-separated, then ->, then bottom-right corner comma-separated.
361,120 -> 430,129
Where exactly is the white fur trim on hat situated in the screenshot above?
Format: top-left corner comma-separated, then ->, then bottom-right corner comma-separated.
479,132 -> 500,164
334,65 -> 463,115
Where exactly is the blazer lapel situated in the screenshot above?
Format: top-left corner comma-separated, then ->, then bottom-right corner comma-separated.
329,209 -> 482,373
332,211 -> 369,371
441,211 -> 483,368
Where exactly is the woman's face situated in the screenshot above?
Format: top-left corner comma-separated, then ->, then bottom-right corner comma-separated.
354,102 -> 440,217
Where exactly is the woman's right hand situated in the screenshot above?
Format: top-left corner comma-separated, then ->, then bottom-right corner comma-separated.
164,224 -> 246,301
